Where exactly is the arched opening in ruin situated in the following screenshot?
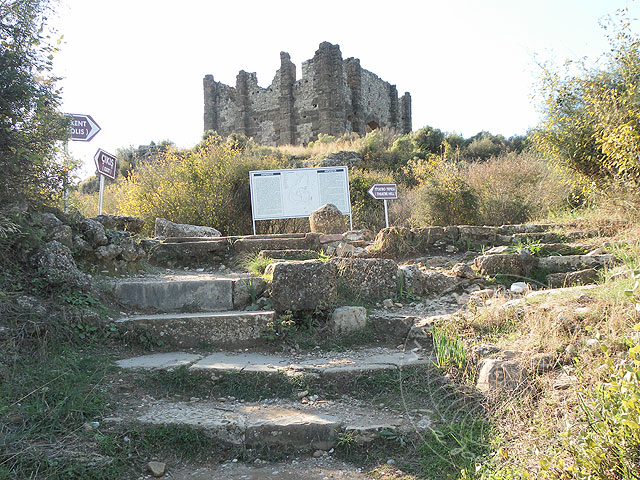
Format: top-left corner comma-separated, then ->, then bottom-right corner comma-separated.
366,121 -> 380,133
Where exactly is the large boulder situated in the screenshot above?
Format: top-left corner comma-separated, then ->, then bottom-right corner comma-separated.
265,260 -> 338,312
31,240 -> 90,290
331,258 -> 397,301
94,214 -> 145,234
155,218 -> 221,238
309,204 -> 346,234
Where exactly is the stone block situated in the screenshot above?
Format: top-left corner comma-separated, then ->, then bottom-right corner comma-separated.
538,254 -> 615,274
330,306 -> 367,334
473,251 -> 538,277
331,258 -> 397,301
265,260 -> 338,312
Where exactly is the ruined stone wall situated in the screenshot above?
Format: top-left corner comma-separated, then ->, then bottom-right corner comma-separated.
203,42 -> 412,146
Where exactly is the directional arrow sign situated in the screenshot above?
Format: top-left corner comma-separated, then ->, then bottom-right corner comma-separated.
69,114 -> 101,142
94,148 -> 117,179
367,183 -> 397,200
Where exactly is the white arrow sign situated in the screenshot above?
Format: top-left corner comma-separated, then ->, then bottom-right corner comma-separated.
68,114 -> 101,142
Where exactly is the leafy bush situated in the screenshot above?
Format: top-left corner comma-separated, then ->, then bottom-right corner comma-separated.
534,10 -> 640,181
410,162 -> 479,226
0,0 -> 71,207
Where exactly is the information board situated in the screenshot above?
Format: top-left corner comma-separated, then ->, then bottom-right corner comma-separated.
249,166 -> 351,225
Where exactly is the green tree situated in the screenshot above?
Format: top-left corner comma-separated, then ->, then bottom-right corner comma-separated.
0,0 -> 70,206
534,8 -> 640,181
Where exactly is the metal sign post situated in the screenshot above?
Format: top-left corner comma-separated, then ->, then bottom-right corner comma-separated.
367,183 -> 398,228
93,149 -> 117,215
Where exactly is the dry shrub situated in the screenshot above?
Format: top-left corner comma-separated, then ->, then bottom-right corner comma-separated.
465,151 -> 573,225
111,137 -> 285,236
409,162 -> 479,227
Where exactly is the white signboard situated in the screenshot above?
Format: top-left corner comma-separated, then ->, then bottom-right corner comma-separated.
249,166 -> 351,232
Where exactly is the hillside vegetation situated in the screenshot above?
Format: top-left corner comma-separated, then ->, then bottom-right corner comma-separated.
2,1 -> 640,479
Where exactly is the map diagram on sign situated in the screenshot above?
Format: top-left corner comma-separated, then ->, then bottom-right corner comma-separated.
283,170 -> 319,217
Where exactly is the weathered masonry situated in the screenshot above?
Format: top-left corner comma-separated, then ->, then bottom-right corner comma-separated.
203,42 -> 412,146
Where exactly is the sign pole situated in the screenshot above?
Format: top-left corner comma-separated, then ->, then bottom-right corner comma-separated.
98,174 -> 105,215
383,199 -> 389,228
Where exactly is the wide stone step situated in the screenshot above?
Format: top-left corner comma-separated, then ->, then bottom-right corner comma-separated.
110,273 -> 262,312
116,310 -> 275,348
169,457 -> 371,480
116,347 -> 430,374
127,397 -> 432,450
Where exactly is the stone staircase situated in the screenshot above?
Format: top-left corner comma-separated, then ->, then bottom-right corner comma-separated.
105,222 -> 623,478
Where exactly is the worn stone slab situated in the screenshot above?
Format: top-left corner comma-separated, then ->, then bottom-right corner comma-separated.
133,398 -> 431,450
118,348 -> 430,375
266,260 -> 338,312
233,234 -> 321,254
116,352 -> 203,370
170,457 -> 371,480
538,254 -> 615,273
116,310 -> 275,348
149,239 -> 229,266
112,275 -> 234,312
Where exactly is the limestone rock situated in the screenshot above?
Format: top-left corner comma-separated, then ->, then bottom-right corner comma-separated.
538,254 -> 615,274
94,214 -> 145,234
546,268 -> 598,288
33,212 -> 63,230
265,260 -> 338,312
309,203 -> 346,234
155,217 -> 221,238
451,262 -> 476,279
330,306 -> 367,334
473,251 -> 537,277
398,264 -> 425,296
31,240 -> 90,290
95,243 -> 122,261
147,461 -> 166,477
476,359 -> 528,394
72,234 -> 93,254
331,258 -> 397,300
51,224 -> 73,248
423,271 -> 459,294
80,218 -> 109,248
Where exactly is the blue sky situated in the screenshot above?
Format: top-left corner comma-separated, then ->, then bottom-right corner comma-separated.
51,0 -> 639,177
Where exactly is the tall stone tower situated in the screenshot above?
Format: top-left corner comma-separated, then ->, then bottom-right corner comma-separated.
203,42 -> 412,145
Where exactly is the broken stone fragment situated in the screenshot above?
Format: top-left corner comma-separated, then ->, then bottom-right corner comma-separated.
309,203 -> 346,234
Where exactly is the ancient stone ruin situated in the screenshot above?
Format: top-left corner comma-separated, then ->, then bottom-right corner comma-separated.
203,42 -> 412,146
